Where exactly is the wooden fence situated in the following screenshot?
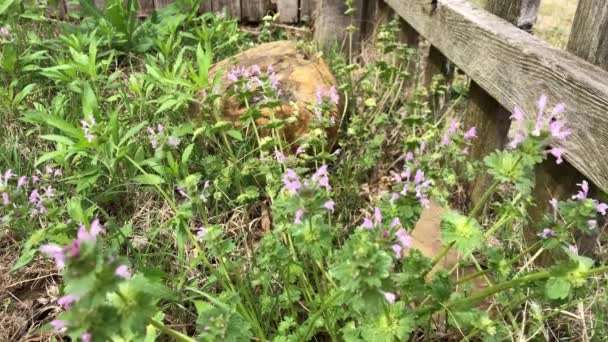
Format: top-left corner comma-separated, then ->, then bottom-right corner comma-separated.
357,0 -> 608,250
62,0 -> 313,23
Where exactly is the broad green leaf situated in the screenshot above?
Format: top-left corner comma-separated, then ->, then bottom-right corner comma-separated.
132,174 -> 165,185
440,210 -> 483,255
545,277 -> 571,300
226,129 -> 243,141
40,134 -> 75,146
13,84 -> 36,105
119,121 -> 148,147
182,144 -> 194,164
0,0 -> 18,15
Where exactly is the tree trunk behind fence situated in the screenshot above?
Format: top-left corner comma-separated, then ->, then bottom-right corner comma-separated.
464,0 -> 539,207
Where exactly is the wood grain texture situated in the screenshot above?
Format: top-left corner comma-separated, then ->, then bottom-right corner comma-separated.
213,0 -> 241,17
313,0 -> 362,52
275,0 -> 298,23
153,0 -> 173,10
464,0 -> 536,205
241,0 -> 268,22
384,0 -> 608,192
137,0 -> 155,16
567,0 -> 608,71
486,0 -> 539,32
300,0 -> 314,22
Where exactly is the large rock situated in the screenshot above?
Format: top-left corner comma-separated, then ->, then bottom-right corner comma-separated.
209,41 -> 341,148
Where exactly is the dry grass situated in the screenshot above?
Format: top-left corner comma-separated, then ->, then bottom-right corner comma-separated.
470,0 -> 578,48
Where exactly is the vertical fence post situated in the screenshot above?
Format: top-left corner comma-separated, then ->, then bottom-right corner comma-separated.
313,0 -> 363,53
464,0 -> 539,206
528,0 -> 608,257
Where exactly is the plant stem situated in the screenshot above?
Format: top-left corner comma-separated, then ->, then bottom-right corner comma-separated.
149,319 -> 197,342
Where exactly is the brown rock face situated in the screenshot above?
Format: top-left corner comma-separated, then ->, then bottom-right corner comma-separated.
209,40 -> 341,149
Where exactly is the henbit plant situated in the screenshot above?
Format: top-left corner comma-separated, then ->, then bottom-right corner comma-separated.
3,8 -> 608,342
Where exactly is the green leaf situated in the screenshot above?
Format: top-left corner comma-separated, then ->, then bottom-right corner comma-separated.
13,84 -> 36,105
40,134 -> 75,146
545,277 -> 571,300
440,210 -> 483,255
41,115 -> 82,139
119,121 -> 148,147
181,144 -> 194,164
0,0 -> 18,16
132,174 -> 165,185
226,129 -> 243,141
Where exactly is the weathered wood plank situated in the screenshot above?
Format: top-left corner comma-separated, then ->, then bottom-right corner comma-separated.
241,0 -> 268,22
213,0 -> 241,18
567,0 -> 608,71
153,0 -> 173,10
274,0 -> 298,23
314,0 -> 362,53
384,0 -> 608,193
137,0 -> 155,17
300,0 -> 314,22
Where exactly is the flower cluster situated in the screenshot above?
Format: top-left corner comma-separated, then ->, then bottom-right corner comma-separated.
313,85 -> 339,121
40,219 -> 132,340
281,166 -> 333,224
40,219 -> 106,270
508,95 -> 571,164
226,64 -> 281,99
0,27 -> 10,39
0,167 -> 62,217
391,167 -> 432,208
360,207 -> 413,258
80,116 -> 96,143
147,124 -> 180,149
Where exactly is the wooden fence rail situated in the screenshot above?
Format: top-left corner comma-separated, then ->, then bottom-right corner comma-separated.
383,0 -> 608,196
62,0 -> 312,23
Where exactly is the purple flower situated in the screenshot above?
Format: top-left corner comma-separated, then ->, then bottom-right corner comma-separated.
274,150 -> 286,163
115,265 -> 132,279
540,228 -> 556,239
295,146 -> 305,155
57,294 -> 80,310
414,170 -> 425,185
568,244 -> 578,255
77,219 -> 104,242
361,218 -> 374,229
328,85 -> 339,105
0,27 -> 10,36
324,200 -> 335,212
176,186 -> 189,198
390,192 -> 400,203
390,217 -> 401,229
508,130 -> 526,149
312,165 -> 330,190
548,120 -> 571,140
282,169 -> 301,194
167,136 -> 180,148
396,228 -> 413,248
464,127 -> 477,140
391,244 -> 403,258
549,198 -> 558,212
81,332 -> 92,342
440,133 -> 451,146
382,291 -> 396,304
4,169 -> 13,181
572,180 -> 589,201
1,192 -> 8,206
40,244 -> 65,270
405,152 -> 414,161
596,202 -> 608,215
17,176 -> 27,188
548,147 -> 564,164
588,220 -> 598,230
294,209 -> 304,224
373,207 -> 382,225
50,319 -> 66,331
251,64 -> 261,74
510,107 -> 525,122
196,226 -> 207,240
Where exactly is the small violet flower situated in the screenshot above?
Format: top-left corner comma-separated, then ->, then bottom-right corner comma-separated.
294,209 -> 304,224
382,291 -> 396,304
323,200 -> 335,212
572,180 -> 589,201
196,226 -> 207,241
57,294 -> 80,310
539,228 -> 556,239
596,202 -> 608,216
50,319 -> 66,331
167,136 -> 181,148
464,127 -> 477,140
115,265 -> 132,279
